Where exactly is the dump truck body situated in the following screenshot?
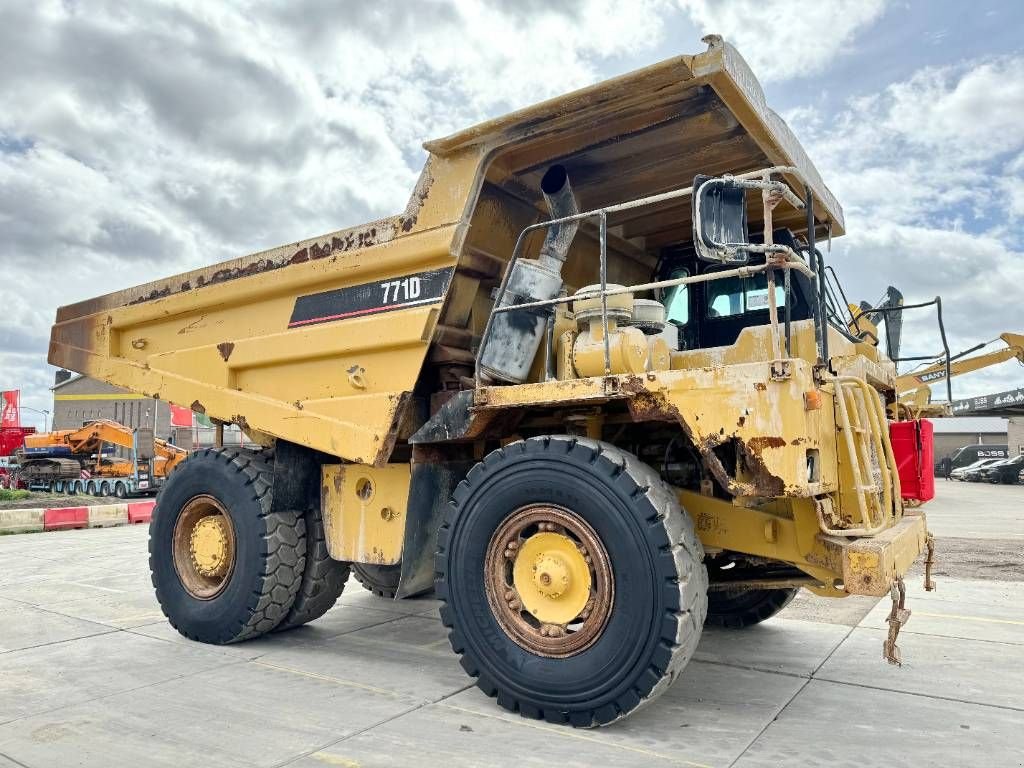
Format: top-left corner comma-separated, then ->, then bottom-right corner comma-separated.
49,36 -> 931,724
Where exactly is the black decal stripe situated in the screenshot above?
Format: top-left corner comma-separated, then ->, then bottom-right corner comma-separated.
288,296 -> 442,328
288,267 -> 454,329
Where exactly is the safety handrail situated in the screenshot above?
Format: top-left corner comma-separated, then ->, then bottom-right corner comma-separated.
474,166 -> 816,387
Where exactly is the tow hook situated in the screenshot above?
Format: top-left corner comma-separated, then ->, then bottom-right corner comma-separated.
883,577 -> 911,666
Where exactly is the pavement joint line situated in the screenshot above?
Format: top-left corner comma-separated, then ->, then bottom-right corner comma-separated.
809,676 -> 1024,713
271,684 -> 477,768
0,598 -> 145,629
0,750 -> 32,768
691,657 -> 810,681
853,625 -> 1024,647
250,660 -> 418,701
0,655 -> 252,728
913,610 -> 1024,626
441,701 -> 712,767
0,627 -> 120,656
726,623 -> 855,768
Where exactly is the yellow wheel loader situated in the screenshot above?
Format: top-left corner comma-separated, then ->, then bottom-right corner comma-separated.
49,36 -> 936,726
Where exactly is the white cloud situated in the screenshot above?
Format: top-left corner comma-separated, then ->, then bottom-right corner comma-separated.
788,54 -> 1024,399
0,0 -> 671,415
675,0 -> 887,81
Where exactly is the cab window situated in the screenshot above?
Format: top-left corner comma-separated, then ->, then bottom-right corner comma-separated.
706,272 -> 786,318
663,268 -> 690,326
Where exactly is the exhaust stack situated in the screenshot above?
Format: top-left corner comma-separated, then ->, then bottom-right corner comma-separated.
478,165 -> 580,384
537,165 -> 580,269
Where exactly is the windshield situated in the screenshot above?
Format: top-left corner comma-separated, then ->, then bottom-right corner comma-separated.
706,272 -> 786,318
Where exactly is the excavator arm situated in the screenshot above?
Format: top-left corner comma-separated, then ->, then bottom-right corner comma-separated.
897,333 -> 1024,416
24,419 -> 188,476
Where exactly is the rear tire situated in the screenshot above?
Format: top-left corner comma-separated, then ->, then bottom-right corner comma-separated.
705,587 -> 798,629
100,481 -> 110,496
437,436 -> 707,727
352,564 -> 402,599
67,480 -> 79,495
149,447 -> 307,644
275,505 -> 350,632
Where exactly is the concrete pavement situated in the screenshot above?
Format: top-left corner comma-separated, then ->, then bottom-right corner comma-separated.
0,485 -> 1021,767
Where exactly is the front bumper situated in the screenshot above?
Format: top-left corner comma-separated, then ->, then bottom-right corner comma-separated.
839,512 -> 929,597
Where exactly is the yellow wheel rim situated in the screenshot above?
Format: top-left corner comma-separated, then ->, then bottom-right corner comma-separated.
172,495 -> 236,600
485,505 -> 613,658
190,515 -> 231,578
513,532 -> 591,625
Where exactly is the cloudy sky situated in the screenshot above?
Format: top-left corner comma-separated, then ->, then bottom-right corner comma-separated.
2,0 -> 1022,427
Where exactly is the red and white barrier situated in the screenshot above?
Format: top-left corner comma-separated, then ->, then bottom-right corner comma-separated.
0,499 -> 155,535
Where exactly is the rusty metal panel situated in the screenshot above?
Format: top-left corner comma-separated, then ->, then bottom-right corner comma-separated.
838,512 -> 928,596
321,463 -> 412,565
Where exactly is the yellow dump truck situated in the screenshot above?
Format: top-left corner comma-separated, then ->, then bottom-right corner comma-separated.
49,36 -> 935,726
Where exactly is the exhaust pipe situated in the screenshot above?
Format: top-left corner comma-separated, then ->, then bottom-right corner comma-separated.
537,165 -> 580,270
478,165 -> 580,384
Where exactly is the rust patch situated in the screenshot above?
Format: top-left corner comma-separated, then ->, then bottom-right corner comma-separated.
754,382 -> 767,392
398,163 -> 434,233
217,342 -> 235,361
737,415 -> 746,428
748,436 -> 787,451
627,390 -> 680,422
373,392 -> 412,467
125,223 -> 391,307
190,400 -> 205,414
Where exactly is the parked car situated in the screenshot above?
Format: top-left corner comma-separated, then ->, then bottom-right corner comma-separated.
980,454 -> 1024,484
950,458 -> 1003,481
963,459 -> 1006,482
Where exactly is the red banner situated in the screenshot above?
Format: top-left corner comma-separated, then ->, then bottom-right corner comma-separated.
0,391 -> 19,429
169,404 -> 194,428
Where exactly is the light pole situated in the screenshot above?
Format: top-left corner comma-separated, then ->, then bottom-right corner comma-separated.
20,407 -> 50,432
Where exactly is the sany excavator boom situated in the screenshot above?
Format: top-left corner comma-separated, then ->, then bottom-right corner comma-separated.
897,333 -> 1024,417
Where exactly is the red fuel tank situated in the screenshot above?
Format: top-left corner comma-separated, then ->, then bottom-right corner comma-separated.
889,419 -> 935,502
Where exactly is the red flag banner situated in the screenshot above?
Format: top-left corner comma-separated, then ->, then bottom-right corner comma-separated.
169,404 -> 194,428
0,391 -> 19,429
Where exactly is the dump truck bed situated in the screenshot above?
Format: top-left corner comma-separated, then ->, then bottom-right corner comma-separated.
49,36 -> 844,464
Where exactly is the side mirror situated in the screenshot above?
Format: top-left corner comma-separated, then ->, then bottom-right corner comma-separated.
692,175 -> 749,264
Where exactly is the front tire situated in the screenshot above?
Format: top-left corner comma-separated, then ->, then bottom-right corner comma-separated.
149,447 -> 307,644
437,436 -> 707,727
705,587 -> 798,628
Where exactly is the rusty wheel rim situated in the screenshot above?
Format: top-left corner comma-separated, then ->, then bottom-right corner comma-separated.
172,495 -> 236,600
484,504 -> 613,658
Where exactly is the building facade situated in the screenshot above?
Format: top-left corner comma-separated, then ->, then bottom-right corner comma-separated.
1009,417 -> 1024,457
932,417 -> 1008,462
51,371 -> 190,446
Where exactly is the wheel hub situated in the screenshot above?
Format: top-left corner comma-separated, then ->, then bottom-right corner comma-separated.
485,505 -> 613,658
190,516 -> 230,578
514,533 -> 591,621
172,495 -> 236,600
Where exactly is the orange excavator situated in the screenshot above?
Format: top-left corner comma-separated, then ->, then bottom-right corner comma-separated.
15,419 -> 188,497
